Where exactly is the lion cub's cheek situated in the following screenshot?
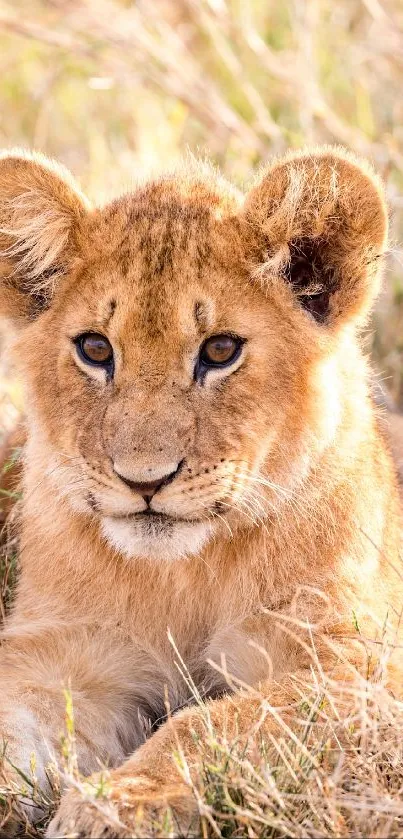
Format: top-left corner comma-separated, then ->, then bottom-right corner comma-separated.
101,516 -> 214,561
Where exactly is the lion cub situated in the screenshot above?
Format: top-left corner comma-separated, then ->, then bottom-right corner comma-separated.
0,147 -> 401,837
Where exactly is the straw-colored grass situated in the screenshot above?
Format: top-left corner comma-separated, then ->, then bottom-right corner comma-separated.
1,612 -> 403,837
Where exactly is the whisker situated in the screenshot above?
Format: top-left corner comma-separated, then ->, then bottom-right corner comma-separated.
218,498 -> 261,531
235,469 -> 292,498
211,509 -> 234,539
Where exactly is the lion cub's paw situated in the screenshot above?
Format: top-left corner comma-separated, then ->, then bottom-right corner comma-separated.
46,772 -> 200,838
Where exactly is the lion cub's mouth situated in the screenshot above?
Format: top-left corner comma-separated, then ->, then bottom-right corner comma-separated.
131,511 -> 176,535
110,511 -> 196,525
123,511 -> 172,521
100,509 -> 212,560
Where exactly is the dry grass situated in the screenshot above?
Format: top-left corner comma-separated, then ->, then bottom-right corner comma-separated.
1,621 -> 403,837
176,672 -> 403,839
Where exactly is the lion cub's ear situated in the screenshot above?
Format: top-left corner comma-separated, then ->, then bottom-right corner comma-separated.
243,147 -> 388,327
0,150 -> 90,326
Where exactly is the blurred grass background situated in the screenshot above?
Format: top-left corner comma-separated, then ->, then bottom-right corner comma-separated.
0,0 -> 402,430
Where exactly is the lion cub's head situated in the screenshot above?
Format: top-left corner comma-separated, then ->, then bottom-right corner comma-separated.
0,148 -> 387,560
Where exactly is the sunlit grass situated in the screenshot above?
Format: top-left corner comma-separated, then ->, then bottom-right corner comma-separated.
1,631 -> 403,837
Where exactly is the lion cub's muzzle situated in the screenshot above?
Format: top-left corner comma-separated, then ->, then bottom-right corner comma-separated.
99,455 -> 214,560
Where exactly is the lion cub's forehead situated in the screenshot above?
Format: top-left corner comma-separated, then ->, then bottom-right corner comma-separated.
78,174 -> 249,337
90,174 -> 243,272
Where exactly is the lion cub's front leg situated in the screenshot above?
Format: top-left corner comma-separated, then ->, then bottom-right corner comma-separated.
48,668 -> 320,839
47,707 -> 209,838
48,631 -> 372,839
0,628 -> 143,832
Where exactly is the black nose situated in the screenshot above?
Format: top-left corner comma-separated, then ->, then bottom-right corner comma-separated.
114,470 -> 177,503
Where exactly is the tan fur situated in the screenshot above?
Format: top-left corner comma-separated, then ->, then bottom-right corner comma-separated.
0,146 -> 401,837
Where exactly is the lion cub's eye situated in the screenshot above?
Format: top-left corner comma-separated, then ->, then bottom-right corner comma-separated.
75,333 -> 114,369
198,334 -> 243,370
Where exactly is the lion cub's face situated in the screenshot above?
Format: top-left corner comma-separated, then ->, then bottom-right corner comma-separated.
24,185 -> 316,561
0,151 -> 387,560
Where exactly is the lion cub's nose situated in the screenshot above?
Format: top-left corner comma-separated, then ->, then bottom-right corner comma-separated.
113,462 -> 181,502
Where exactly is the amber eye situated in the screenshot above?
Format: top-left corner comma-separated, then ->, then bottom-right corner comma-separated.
75,333 -> 114,370
199,334 -> 243,368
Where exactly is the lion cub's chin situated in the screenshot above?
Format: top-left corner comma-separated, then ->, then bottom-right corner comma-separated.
100,514 -> 214,561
